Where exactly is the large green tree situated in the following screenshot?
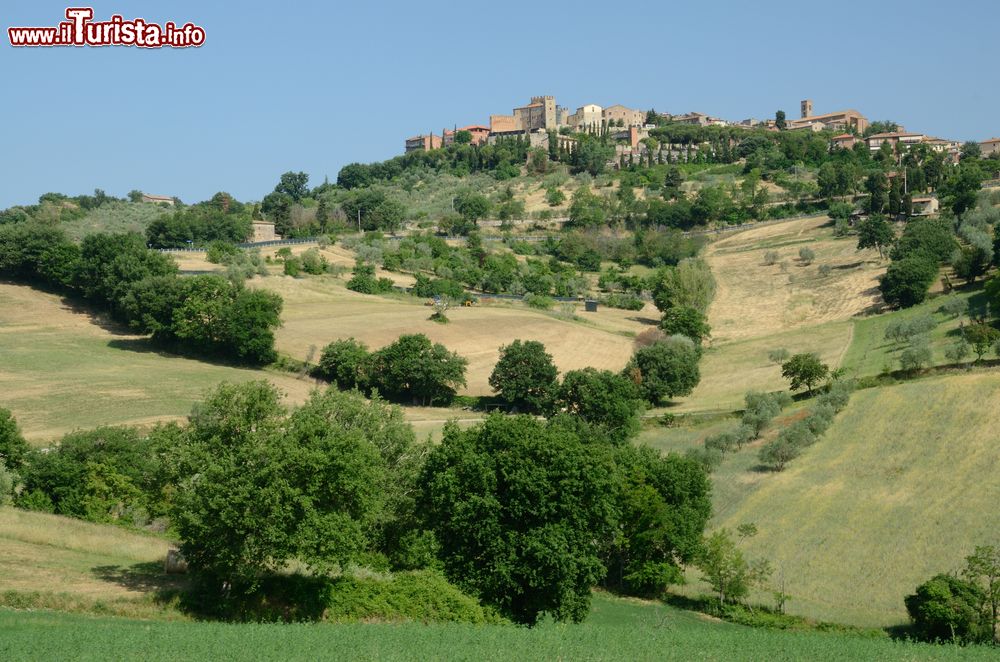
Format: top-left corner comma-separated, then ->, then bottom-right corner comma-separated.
856,215 -> 894,259
368,334 -> 467,406
173,383 -> 418,595
780,353 -> 829,394
488,340 -> 558,414
605,445 -> 711,597
652,258 -> 716,313
419,415 -> 616,624
0,408 -> 30,472
905,574 -> 987,644
555,368 -> 644,444
879,254 -> 939,308
624,337 -> 701,405
316,338 -> 370,390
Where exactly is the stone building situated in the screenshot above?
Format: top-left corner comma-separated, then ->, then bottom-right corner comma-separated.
404,133 -> 443,152
602,104 -> 645,128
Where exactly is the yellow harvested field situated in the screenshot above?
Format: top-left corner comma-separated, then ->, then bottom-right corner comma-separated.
671,321 -> 854,412
706,216 -> 884,343
255,276 -> 639,396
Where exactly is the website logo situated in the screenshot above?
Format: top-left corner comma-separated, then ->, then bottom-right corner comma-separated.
8,7 -> 205,48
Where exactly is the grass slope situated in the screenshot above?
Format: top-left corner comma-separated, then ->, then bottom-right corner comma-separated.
670,216 -> 880,412
0,507 -> 180,619
0,282 -> 314,442
841,285 -> 985,377
702,373 -> 1000,627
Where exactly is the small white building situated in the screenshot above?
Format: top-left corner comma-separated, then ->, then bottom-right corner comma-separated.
911,196 -> 939,216
141,193 -> 174,205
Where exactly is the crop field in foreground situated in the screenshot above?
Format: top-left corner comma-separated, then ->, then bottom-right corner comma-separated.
0,595 -> 991,662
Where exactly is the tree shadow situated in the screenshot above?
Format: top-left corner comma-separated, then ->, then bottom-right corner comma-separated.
91,562 -> 189,599
832,261 -> 865,271
92,562 -> 334,623
627,316 -> 661,326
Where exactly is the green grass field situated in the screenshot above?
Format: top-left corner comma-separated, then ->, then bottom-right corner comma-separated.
0,595 -> 990,661
2,509 -> 993,660
640,372 -> 1000,628
841,285 -> 986,377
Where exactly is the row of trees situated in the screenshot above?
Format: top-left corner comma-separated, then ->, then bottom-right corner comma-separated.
145,192 -> 253,248
0,377 -> 712,625
0,224 -> 282,364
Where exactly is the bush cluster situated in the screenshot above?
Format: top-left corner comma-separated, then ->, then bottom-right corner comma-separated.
0,224 -> 281,363
758,381 -> 853,471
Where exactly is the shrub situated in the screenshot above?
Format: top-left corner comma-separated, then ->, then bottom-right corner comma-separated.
685,447 -> 724,472
347,262 -> 394,294
206,240 -> 240,264
938,295 -> 967,318
899,338 -> 932,372
300,248 -> 328,275
325,570 -> 500,624
763,251 -> 779,266
604,293 -> 645,311
741,391 -> 791,439
283,256 -> 302,277
0,460 -> 19,506
759,438 -> 800,471
523,294 -> 554,310
767,348 -> 790,364
798,247 -> 815,265
818,264 -> 831,277
905,574 -> 987,644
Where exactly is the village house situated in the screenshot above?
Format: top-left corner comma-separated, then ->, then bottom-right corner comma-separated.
980,138 -> 1000,158
567,104 -> 603,132
250,220 -> 279,242
404,133 -> 443,152
865,131 -> 926,152
910,196 -> 940,216
787,99 -> 869,134
831,133 -> 857,150
602,104 -> 645,128
140,193 -> 174,205
443,125 -> 490,146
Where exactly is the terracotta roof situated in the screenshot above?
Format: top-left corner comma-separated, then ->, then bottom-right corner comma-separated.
912,196 -> 935,202
141,193 -> 172,201
832,133 -> 854,140
980,138 -> 1000,145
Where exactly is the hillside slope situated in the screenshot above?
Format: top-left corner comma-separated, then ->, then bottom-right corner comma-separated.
0,282 -> 315,442
710,372 -> 1000,627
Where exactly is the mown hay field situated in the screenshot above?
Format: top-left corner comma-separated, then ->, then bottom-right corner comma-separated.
648,372 -> 1000,628
255,274 -> 639,397
0,282 -> 315,442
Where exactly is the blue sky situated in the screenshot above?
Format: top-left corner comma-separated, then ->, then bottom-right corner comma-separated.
2,0 -> 997,209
